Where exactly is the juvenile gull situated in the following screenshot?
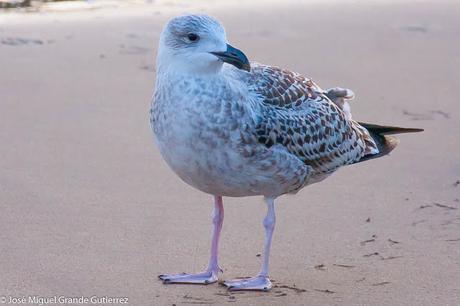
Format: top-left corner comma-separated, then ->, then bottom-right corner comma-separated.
150,14 -> 422,291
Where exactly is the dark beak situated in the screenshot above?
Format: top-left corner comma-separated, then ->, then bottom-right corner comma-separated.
211,44 -> 250,72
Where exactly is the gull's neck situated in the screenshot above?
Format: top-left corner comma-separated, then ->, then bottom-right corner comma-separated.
157,63 -> 225,79
156,54 -> 224,78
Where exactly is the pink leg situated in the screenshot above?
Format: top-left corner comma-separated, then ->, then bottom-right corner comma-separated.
222,197 -> 275,291
207,195 -> 224,273
159,195 -> 224,285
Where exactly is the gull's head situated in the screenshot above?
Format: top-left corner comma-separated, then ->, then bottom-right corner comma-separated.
157,14 -> 250,74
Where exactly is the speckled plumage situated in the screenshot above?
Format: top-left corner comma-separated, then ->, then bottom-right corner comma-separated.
152,14 -> 422,291
151,60 -> 379,197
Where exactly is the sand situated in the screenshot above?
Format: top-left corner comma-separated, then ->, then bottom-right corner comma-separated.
1,0 -> 459,305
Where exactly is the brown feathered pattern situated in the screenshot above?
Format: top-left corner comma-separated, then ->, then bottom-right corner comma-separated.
247,63 -> 421,174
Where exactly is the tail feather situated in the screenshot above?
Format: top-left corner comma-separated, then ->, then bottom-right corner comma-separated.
356,122 -> 423,163
358,122 -> 424,135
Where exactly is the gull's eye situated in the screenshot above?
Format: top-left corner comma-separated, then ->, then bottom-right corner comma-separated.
187,33 -> 199,42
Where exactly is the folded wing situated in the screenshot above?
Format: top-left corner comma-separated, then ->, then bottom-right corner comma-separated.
248,63 -> 379,173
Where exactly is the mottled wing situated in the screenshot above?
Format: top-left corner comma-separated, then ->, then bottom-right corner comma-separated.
248,63 -> 323,108
248,63 -> 378,173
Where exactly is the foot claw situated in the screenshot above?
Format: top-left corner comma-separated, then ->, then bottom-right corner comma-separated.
158,271 -> 218,285
222,276 -> 272,291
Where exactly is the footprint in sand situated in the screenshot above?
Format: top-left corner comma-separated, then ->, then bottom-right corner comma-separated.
1,37 -> 44,46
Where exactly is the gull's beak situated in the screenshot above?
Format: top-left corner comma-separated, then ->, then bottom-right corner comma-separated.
211,44 -> 250,72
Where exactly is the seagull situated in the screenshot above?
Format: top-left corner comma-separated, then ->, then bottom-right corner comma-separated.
150,14 -> 422,291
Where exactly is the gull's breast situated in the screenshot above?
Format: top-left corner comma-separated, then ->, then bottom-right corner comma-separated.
151,84 -> 258,196
153,113 -> 258,196
151,76 -> 312,197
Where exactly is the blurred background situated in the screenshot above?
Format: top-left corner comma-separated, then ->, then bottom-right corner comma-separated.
1,1 -> 459,305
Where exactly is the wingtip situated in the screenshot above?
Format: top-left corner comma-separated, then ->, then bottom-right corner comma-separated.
358,122 -> 424,135
394,127 -> 424,134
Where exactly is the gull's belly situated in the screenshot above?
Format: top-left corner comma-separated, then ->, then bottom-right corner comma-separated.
157,133 -> 260,197
155,126 -> 312,197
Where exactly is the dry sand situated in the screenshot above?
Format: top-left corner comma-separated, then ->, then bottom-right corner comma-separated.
1,0 -> 459,305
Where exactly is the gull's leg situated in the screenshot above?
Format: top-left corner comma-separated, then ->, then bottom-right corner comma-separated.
222,197 -> 276,291
159,195 -> 224,284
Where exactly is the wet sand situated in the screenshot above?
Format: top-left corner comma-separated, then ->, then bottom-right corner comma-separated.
1,0 -> 459,305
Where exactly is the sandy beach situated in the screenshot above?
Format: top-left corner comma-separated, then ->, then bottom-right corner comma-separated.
1,0 -> 459,305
